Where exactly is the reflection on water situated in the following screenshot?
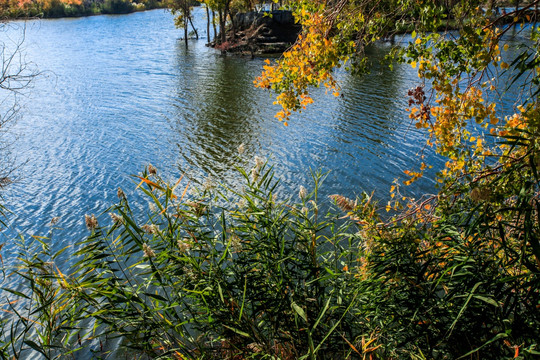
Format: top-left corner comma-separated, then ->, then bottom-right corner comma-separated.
0,8 -> 528,267
170,41 -> 264,179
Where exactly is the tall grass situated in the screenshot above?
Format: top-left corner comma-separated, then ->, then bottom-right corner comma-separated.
0,159 -> 538,359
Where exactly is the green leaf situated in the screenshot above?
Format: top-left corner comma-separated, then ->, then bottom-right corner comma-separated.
24,340 -> 47,356
145,292 -> 168,302
448,282 -> 482,336
1,288 -> 30,299
473,295 -> 499,307
222,324 -> 250,338
456,333 -> 508,359
292,301 -> 307,322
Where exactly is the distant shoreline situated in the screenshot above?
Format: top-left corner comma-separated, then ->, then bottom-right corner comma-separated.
1,1 -> 169,21
4,7 -> 168,22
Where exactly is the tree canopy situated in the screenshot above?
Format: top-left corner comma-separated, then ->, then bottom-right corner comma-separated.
253,0 -> 540,356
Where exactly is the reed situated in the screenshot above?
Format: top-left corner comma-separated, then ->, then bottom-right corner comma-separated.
0,160 -> 538,359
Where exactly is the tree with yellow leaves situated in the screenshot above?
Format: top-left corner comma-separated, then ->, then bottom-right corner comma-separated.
256,0 -> 540,357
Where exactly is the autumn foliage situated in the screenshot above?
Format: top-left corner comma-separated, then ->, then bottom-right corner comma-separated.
254,0 -> 540,357
0,0 -> 162,18
0,1 -> 538,359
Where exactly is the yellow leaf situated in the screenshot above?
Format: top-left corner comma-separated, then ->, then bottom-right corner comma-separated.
411,61 -> 417,69
503,44 -> 509,51
56,266 -> 70,289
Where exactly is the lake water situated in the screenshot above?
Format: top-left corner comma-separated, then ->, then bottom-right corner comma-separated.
0,8 -> 526,265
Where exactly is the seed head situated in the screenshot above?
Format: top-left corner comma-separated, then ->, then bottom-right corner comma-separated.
142,243 -> 155,258
299,185 -> 308,200
109,212 -> 124,225
203,176 -> 215,191
177,238 -> 192,253
251,168 -> 259,182
142,224 -> 159,234
237,198 -> 247,208
237,143 -> 245,155
254,156 -> 265,169
329,194 -> 356,212
117,187 -> 126,200
148,164 -> 157,176
85,214 -> 98,231
182,266 -> 196,281
187,201 -> 206,217
0,177 -> 12,187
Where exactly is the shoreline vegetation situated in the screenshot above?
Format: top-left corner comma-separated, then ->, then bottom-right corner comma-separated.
0,0 -> 539,359
0,0 -> 167,19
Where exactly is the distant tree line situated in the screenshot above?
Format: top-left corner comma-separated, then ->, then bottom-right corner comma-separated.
0,0 -> 166,18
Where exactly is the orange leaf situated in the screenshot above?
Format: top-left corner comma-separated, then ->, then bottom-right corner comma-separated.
171,174 -> 185,191
340,334 -> 361,356
180,182 -> 190,202
135,176 -> 164,191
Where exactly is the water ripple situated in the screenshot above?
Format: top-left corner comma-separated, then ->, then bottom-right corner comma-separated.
1,8 -> 525,268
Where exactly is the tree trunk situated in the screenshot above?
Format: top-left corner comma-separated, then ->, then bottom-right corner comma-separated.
223,0 -> 231,43
206,4 -> 210,43
189,16 -> 198,39
219,9 -> 226,44
229,12 -> 236,40
212,10 -> 217,43
184,18 -> 188,48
